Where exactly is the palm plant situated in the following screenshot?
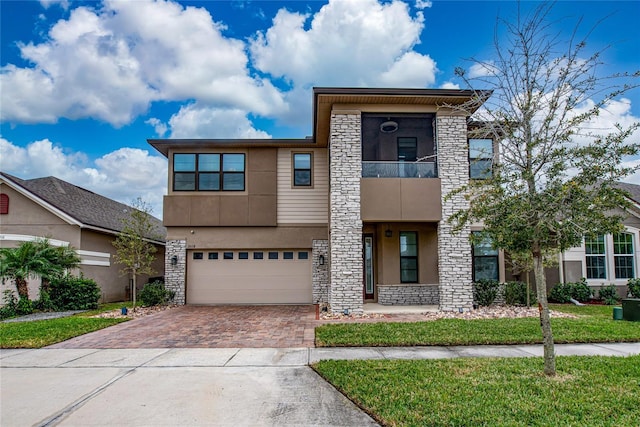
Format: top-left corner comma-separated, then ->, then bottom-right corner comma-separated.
0,239 -> 80,300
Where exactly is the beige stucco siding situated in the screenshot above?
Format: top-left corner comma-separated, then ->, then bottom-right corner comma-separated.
277,148 -> 328,224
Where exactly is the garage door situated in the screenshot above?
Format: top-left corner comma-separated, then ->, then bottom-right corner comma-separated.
186,250 -> 312,304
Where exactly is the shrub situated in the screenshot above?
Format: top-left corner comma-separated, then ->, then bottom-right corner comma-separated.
139,281 -> 175,307
548,283 -> 572,303
0,290 -> 18,319
548,280 -> 592,303
16,297 -> 33,315
598,284 -> 620,305
504,281 -> 537,306
473,279 -> 500,306
49,274 -> 100,310
34,289 -> 57,312
627,278 -> 640,298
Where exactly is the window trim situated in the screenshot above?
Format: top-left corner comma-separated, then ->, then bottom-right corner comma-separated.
399,231 -> 418,283
172,153 -> 245,192
468,138 -> 494,180
292,152 -> 313,188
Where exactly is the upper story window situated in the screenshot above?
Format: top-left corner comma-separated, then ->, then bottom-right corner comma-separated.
293,153 -> 312,187
173,153 -> 245,191
469,139 -> 493,179
0,193 -> 8,214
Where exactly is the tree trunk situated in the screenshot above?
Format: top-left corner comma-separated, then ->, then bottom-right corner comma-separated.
15,277 -> 29,300
533,251 -> 556,376
132,272 -> 137,312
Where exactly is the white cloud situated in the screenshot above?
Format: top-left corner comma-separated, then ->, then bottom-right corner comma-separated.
415,0 -> 432,9
145,118 -> 168,137
168,104 -> 271,139
468,61 -> 499,78
0,137 -> 167,217
440,81 -> 460,89
1,0 -> 286,126
40,0 -> 71,10
250,0 -> 436,88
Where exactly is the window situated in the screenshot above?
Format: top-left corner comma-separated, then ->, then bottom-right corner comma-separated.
239,252 -> 249,260
173,153 -> 245,191
0,194 -> 8,214
268,251 -> 278,260
298,251 -> 309,260
397,137 -> 417,161
613,233 -> 635,279
472,232 -> 499,282
469,139 -> 493,179
293,153 -> 312,186
193,252 -> 203,260
208,252 -> 218,260
253,252 -> 264,260
283,252 -> 294,260
585,234 -> 607,279
223,252 -> 234,260
400,232 -> 418,283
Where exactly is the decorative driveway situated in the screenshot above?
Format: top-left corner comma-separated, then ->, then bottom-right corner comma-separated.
48,305 -> 317,349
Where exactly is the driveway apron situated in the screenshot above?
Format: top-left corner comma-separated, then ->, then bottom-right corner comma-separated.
48,305 -> 317,349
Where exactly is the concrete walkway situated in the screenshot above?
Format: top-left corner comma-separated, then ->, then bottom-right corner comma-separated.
2,343 -> 638,426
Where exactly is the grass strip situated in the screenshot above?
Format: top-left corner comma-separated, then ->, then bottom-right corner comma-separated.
314,355 -> 640,427
0,302 -> 133,348
315,305 -> 640,347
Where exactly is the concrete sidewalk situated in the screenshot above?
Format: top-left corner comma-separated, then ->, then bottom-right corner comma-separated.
2,343 -> 638,426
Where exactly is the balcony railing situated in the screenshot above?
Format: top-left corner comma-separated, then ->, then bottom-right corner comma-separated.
362,161 -> 437,178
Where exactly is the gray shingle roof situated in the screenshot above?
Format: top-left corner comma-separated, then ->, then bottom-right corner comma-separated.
615,181 -> 640,206
1,172 -> 165,242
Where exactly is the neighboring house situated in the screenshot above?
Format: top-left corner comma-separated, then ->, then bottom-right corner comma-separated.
149,87 -> 637,314
557,182 -> 640,297
0,172 -> 166,302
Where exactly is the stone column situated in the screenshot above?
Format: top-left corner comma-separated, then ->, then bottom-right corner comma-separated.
312,239 -> 329,307
164,239 -> 186,304
329,111 -> 363,314
437,114 -> 473,311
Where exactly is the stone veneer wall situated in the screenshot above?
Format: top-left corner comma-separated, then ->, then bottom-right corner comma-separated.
329,112 -> 364,314
165,239 -> 186,304
378,284 -> 439,305
437,115 -> 474,311
312,239 -> 329,306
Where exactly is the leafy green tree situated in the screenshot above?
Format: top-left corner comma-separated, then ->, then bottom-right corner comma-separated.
112,198 -> 160,310
452,3 -> 639,375
0,239 -> 80,300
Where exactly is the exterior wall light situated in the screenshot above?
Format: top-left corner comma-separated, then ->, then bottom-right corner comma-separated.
171,255 -> 178,266
385,229 -> 393,238
319,255 -> 325,265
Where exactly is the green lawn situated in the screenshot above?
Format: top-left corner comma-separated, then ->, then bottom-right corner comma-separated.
314,355 -> 640,426
0,302 -> 132,348
315,304 -> 640,347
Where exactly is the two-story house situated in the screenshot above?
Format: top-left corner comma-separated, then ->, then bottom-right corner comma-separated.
150,87 -> 500,314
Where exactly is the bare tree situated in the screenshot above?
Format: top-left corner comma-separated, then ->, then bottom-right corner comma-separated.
112,198 -> 160,310
451,3 -> 639,375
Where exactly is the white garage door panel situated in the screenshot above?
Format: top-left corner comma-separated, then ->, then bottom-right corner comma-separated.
187,252 -> 312,304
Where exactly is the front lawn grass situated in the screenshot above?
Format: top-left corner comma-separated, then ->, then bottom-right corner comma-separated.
315,304 -> 640,347
314,355 -> 640,426
0,302 -> 132,348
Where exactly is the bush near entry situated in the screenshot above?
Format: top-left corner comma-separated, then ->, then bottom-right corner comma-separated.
139,281 -> 175,307
549,280 -> 592,303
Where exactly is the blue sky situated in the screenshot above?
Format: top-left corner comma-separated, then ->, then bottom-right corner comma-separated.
1,0 -> 639,216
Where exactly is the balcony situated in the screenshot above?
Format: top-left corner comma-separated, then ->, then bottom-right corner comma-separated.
362,161 -> 437,178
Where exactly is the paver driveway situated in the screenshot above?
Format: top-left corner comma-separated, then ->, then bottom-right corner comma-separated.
48,305 -> 317,349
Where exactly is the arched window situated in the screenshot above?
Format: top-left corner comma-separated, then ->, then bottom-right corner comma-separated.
0,193 -> 8,214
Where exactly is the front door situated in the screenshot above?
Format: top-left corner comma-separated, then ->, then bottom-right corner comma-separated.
363,234 -> 375,300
